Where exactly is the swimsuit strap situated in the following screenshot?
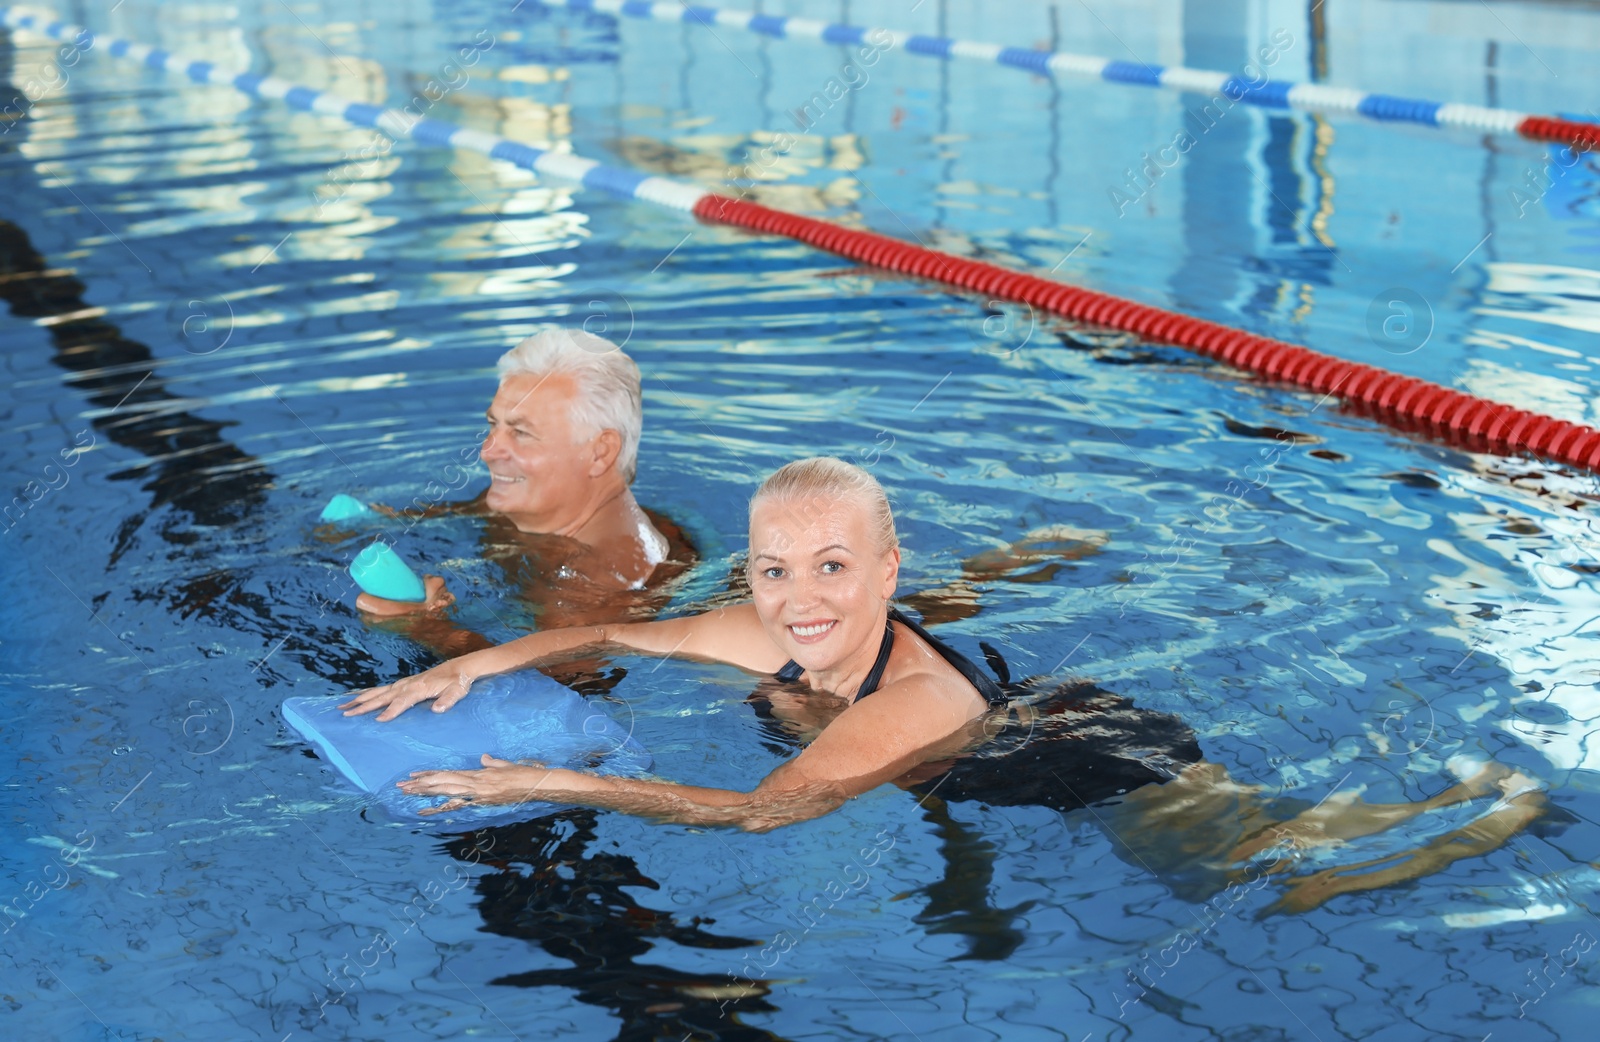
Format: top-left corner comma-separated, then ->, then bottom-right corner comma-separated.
885,607 -> 1009,706
773,616 -> 895,699
772,608 -> 1007,706
855,615 -> 897,701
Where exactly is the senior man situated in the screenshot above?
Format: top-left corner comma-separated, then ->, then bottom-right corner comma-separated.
354,328 -> 694,655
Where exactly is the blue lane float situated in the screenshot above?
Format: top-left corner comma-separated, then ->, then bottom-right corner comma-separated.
281,671 -> 651,829
6,2 -> 1593,213
529,0 -> 1550,141
8,4 -> 1599,472
0,6 -> 713,212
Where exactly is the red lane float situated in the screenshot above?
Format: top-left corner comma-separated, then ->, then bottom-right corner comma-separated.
692,194 -> 1600,473
1517,116 -> 1600,153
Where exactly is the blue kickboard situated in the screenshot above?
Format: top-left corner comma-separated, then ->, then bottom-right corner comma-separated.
281,670 -> 650,828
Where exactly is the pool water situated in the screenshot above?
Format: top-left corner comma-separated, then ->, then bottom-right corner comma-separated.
3,1 -> 1599,1039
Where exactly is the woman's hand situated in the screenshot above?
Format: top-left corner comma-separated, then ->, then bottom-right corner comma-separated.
339,658 -> 477,721
397,754 -> 611,814
356,574 -> 455,618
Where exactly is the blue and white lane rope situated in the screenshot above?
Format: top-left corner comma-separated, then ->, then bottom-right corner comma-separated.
0,7 -> 713,211
6,7 -> 1599,474
535,0 -> 1599,150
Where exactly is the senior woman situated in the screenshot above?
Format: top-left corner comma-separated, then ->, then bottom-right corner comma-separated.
340,457 -> 1008,830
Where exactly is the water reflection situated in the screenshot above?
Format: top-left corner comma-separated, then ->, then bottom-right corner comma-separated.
0,216 -> 274,536
443,813 -> 792,1042
913,800 -> 1031,962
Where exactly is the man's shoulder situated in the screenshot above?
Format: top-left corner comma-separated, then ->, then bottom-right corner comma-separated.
641,506 -> 699,565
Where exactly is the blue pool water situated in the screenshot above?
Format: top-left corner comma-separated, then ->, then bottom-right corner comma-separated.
3,1 -> 1599,1039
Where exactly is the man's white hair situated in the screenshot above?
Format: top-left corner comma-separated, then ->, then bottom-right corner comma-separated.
495,328 -> 643,483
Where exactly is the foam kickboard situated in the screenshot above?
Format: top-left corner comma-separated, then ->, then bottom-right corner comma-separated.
282,670 -> 649,827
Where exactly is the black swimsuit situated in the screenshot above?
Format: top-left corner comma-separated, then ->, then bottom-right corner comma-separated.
762,607 -> 1205,811
773,607 -> 1009,705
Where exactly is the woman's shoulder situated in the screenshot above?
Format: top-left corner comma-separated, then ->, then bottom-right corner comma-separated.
882,622 -> 993,717
886,610 -> 1009,699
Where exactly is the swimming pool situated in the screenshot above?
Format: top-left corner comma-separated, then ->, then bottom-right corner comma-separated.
3,0 -> 1599,1038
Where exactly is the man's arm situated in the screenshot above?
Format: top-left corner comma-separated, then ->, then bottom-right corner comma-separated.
371,489 -> 491,521
901,525 -> 1109,625
354,574 -> 498,658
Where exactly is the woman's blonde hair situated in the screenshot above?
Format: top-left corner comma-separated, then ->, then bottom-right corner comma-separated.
748,457 -> 899,555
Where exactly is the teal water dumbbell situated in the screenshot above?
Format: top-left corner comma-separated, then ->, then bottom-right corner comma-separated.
320,493 -> 378,522
349,542 -> 426,602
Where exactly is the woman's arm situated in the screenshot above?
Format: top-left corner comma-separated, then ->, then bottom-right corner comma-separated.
398,674 -> 986,829
397,755 -> 850,831
340,602 -> 780,721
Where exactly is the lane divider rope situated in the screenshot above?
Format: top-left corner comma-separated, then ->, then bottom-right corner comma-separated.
537,0 -> 1600,154
7,7 -> 1598,473
0,8 -> 708,212
692,195 -> 1600,471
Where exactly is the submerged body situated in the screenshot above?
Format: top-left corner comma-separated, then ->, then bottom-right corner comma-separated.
345,458 -> 1005,829
352,330 -> 696,650
342,457 -> 1547,915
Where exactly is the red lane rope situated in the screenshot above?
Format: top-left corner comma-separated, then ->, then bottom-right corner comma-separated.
692,194 -> 1600,473
1517,116 -> 1600,153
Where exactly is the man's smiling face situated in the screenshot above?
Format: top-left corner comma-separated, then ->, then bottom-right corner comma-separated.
480,372 -> 600,530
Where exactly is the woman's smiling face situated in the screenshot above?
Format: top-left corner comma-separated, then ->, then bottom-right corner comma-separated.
748,493 -> 899,678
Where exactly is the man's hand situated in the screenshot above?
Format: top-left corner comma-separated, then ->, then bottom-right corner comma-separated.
356,574 -> 455,618
339,659 -> 477,721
